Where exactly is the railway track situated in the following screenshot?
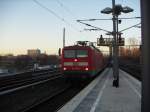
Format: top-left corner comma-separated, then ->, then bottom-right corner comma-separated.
119,62 -> 141,81
24,68 -> 106,112
0,67 -> 106,112
0,68 -> 61,91
22,84 -> 71,112
0,69 -> 66,112
24,80 -> 90,112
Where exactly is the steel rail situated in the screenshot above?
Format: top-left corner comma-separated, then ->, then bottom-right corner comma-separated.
0,72 -> 62,91
0,69 -> 60,88
0,73 -> 63,96
21,85 -> 70,112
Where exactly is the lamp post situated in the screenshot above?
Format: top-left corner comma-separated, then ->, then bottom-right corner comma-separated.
101,0 -> 133,87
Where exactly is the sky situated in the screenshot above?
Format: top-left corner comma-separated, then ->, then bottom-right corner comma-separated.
0,0 -> 141,55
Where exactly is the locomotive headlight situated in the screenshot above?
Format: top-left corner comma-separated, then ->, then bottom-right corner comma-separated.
63,67 -> 67,70
74,59 -> 78,62
85,67 -> 89,71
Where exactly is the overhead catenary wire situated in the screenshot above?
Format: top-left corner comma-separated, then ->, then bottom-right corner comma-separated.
33,0 -> 81,32
55,0 -> 78,19
82,23 -> 141,33
55,0 -> 95,39
84,28 -> 102,31
77,20 -> 111,33
55,0 -> 84,33
77,17 -> 141,21
119,23 -> 141,32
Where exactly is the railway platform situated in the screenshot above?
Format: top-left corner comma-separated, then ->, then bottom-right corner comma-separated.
58,68 -> 141,112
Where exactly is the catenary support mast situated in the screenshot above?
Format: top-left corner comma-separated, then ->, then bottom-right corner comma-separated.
112,0 -> 119,87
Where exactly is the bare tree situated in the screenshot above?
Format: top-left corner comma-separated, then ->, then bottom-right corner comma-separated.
127,37 -> 139,45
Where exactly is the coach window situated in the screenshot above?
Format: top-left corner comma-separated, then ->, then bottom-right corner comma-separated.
77,50 -> 88,58
64,50 -> 75,58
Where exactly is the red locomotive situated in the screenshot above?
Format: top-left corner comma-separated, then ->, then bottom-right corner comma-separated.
61,41 -> 105,79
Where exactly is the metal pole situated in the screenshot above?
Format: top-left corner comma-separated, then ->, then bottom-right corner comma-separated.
109,45 -> 112,58
112,0 -> 119,87
116,15 -> 119,82
63,28 -> 65,48
116,17 -> 118,52
141,0 -> 150,111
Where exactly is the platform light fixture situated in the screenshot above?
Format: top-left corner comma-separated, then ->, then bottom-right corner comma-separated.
101,4 -> 133,15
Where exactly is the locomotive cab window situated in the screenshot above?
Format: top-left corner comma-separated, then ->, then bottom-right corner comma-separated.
64,50 -> 88,58
64,50 -> 75,58
76,50 -> 88,58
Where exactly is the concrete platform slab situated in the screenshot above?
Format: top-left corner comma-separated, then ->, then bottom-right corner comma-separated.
57,68 -> 141,112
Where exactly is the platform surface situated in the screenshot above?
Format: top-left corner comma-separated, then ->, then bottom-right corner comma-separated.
58,68 -> 141,112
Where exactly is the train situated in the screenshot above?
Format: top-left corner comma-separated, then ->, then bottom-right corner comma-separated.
61,41 -> 105,79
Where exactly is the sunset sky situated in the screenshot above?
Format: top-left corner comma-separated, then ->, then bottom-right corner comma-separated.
0,0 -> 141,55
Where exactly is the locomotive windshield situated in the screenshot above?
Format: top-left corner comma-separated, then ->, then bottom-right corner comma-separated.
76,50 -> 88,58
64,50 -> 76,58
64,50 -> 88,58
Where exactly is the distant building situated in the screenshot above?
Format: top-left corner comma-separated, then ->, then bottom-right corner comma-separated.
27,49 -> 41,57
0,55 -> 16,67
